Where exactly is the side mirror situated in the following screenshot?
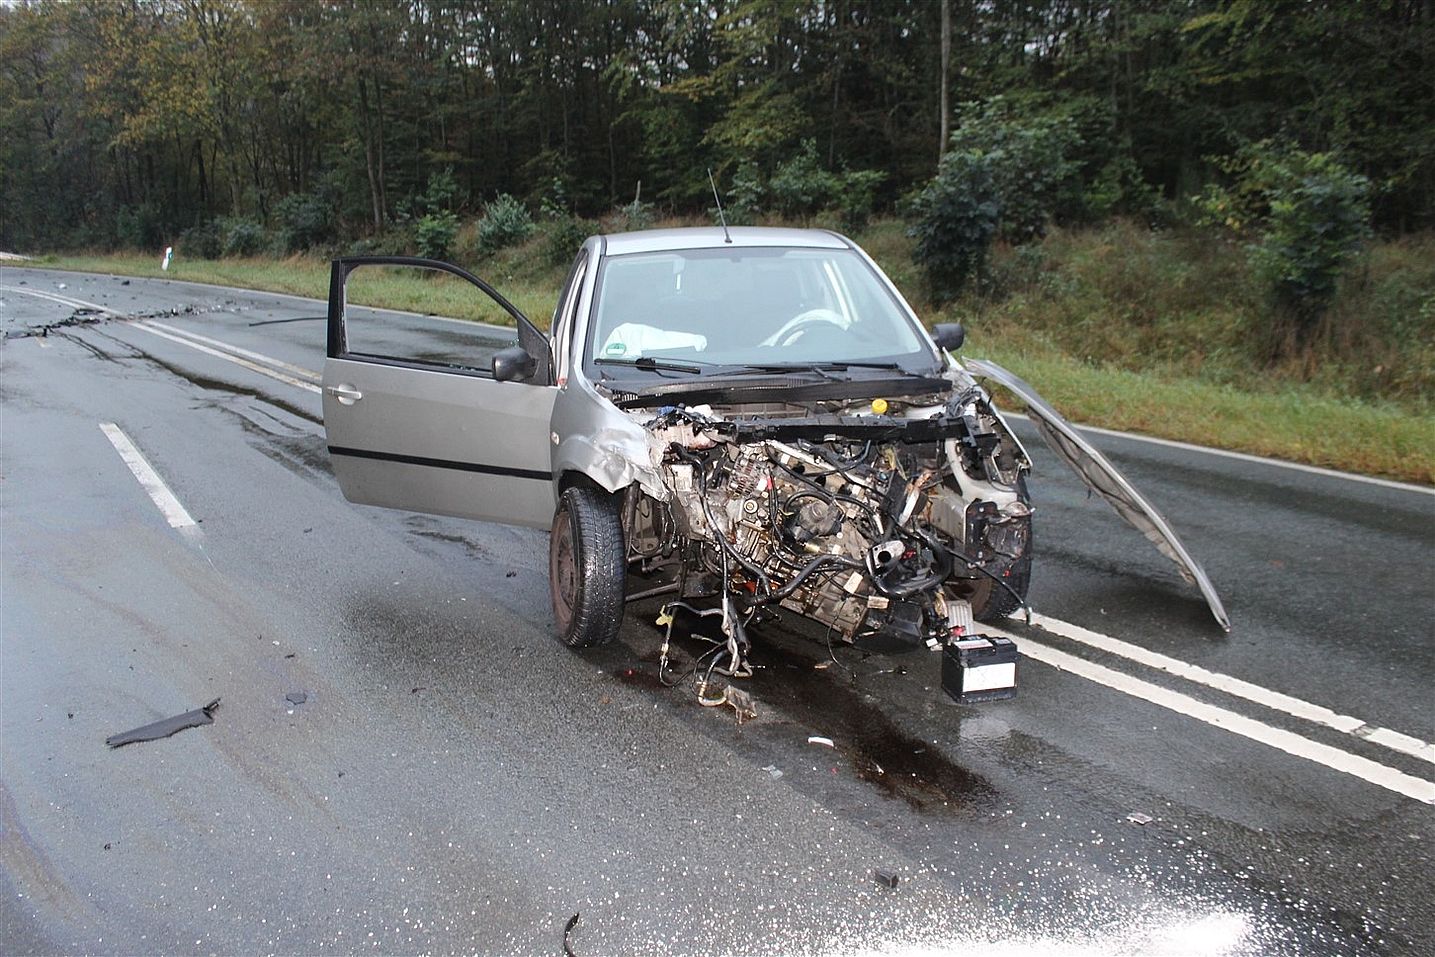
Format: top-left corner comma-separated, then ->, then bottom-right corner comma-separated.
932,322 -> 965,352
492,344 -> 538,383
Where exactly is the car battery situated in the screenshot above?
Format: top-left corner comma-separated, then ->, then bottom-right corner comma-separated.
941,635 -> 1018,703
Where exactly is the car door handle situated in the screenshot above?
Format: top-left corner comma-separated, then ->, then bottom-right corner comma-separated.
326,384 -> 363,405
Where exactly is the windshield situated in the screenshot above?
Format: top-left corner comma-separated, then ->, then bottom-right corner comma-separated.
586,246 -> 936,374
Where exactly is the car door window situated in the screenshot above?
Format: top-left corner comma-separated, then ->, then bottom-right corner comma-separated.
339,261 -> 523,376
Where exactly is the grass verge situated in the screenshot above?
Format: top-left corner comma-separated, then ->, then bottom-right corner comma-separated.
5,247 -> 1431,485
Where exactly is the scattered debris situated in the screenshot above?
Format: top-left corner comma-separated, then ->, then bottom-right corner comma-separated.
807,735 -> 836,748
563,913 -> 581,957
697,683 -> 757,723
103,843 -> 112,851
106,698 -> 220,748
283,653 -> 296,659
504,570 -> 517,578
874,868 -> 900,889
410,687 -> 425,694
761,765 -> 784,780
1127,811 -> 1154,826
285,692 -> 308,706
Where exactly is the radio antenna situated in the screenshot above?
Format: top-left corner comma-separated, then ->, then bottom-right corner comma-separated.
707,168 -> 733,244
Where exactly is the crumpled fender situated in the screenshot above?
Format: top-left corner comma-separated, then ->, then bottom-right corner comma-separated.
552,426 -> 669,502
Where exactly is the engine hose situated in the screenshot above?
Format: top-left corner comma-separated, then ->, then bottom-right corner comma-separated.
672,446 -> 775,594
770,458 -> 881,521
865,528 -> 955,599
752,553 -> 862,607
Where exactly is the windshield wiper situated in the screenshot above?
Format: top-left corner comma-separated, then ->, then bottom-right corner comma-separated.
595,356 -> 705,375
720,360 -> 921,376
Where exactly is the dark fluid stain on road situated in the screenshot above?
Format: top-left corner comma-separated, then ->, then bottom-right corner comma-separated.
239,423 -> 334,480
619,610 -> 995,813
405,526 -> 494,562
753,638 -> 995,811
132,350 -> 321,425
612,666 -> 667,690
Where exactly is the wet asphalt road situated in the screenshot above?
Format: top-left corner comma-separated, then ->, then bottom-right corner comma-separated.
1,267 -> 1432,956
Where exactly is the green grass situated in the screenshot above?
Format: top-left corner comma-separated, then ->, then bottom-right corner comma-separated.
7,225 -> 1432,485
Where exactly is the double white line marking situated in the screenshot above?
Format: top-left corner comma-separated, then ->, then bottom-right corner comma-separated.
984,617 -> 1435,804
131,320 -> 321,394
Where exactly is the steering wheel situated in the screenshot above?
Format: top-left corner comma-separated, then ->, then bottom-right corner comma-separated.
762,308 -> 849,348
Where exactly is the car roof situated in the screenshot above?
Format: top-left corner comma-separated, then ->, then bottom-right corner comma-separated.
600,226 -> 852,256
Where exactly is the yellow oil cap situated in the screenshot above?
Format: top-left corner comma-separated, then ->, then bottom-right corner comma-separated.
871,398 -> 889,415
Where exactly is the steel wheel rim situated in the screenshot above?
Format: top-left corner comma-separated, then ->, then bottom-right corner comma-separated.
551,507 -> 577,625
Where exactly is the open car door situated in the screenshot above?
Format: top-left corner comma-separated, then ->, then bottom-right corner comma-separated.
964,358 -> 1230,632
323,257 -> 557,529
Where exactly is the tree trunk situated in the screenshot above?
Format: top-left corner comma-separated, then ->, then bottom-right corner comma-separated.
358,75 -> 383,230
939,0 -> 951,163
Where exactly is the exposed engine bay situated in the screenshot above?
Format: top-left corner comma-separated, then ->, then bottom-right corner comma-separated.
622,380 -> 1034,680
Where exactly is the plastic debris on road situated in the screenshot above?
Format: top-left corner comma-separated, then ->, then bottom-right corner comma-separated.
808,735 -> 836,748
105,698 -> 220,748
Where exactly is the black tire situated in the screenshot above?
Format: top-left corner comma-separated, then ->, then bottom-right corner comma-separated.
969,478 -> 1033,622
549,484 -> 626,648
970,540 -> 1032,622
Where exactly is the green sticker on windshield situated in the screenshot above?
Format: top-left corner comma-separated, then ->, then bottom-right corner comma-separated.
605,341 -> 627,357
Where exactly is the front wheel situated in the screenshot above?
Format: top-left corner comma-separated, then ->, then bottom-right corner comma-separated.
549,484 -> 626,648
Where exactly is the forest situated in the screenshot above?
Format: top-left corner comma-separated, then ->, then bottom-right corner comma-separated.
2,1 -> 1432,481
2,0 -> 1431,249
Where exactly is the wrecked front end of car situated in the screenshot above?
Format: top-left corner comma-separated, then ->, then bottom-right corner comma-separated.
611,372 -> 1034,681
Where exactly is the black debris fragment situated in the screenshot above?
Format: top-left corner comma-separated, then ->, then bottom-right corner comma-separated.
103,843 -> 112,850
505,570 -> 517,578
874,868 -> 900,889
563,913 -> 581,956
284,653 -> 296,659
286,692 -> 308,706
106,698 -> 220,748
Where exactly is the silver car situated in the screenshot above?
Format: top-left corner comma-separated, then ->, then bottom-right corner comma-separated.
322,227 -> 1226,680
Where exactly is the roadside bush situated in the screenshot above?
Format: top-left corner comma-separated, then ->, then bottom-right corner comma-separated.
1200,143 -> 1373,356
610,194 -> 655,232
946,98 -> 1080,244
178,220 -> 223,259
541,215 -> 596,267
220,218 -> 267,257
906,150 -> 1001,301
767,140 -> 886,230
415,210 -> 459,260
475,194 -> 534,254
115,203 -> 164,250
770,141 -> 840,220
274,189 -> 336,252
836,168 -> 885,233
724,162 -> 764,225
